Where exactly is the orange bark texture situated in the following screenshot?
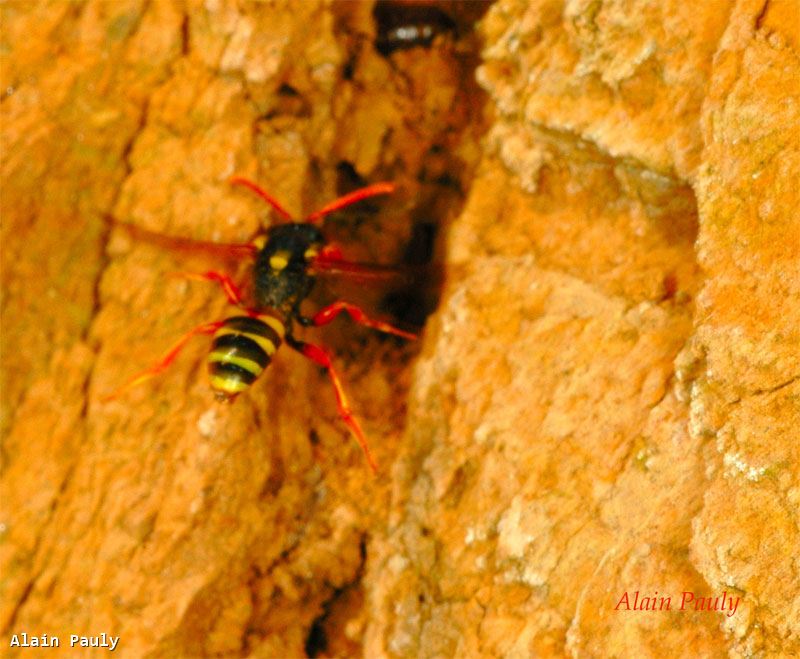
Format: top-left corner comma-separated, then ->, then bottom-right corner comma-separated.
1,0 -> 798,657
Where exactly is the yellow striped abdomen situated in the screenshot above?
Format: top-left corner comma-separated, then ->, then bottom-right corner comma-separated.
208,314 -> 285,400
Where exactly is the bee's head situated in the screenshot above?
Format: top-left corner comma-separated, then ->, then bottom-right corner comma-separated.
259,223 -> 325,275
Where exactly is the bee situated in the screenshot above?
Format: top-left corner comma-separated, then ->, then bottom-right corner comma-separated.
104,178 -> 417,472
373,2 -> 457,55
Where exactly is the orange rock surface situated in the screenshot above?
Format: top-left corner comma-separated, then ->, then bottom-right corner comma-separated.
1,0 -> 797,657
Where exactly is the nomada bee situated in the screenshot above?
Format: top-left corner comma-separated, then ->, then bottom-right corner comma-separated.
105,177 -> 418,472
373,1 -> 457,55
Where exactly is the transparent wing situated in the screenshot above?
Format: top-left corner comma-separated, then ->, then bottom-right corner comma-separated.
112,221 -> 258,261
310,255 -> 449,332
108,219 -> 259,308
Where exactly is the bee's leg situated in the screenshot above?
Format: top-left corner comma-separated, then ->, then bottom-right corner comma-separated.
285,336 -> 378,474
170,270 -> 250,309
301,301 -> 417,340
102,320 -> 225,401
318,244 -> 343,260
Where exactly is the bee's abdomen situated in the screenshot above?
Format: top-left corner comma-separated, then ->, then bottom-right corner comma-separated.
208,314 -> 284,400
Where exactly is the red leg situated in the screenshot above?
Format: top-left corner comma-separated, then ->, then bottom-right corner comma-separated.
318,244 -> 343,261
171,270 -> 246,307
287,337 -> 378,473
102,320 -> 225,401
306,182 -> 396,223
310,301 -> 417,340
230,176 -> 294,221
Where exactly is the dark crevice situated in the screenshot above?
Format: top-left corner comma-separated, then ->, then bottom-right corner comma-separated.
3,581 -> 35,636
262,83 -> 312,120
326,2 -> 493,336
335,160 -> 368,191
754,0 -> 770,30
752,374 -> 800,397
304,535 -> 368,658
86,40 -> 155,410
304,616 -> 328,657
179,10 -> 190,56
381,221 -> 442,328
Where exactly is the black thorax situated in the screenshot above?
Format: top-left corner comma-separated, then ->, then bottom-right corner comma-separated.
253,223 -> 325,314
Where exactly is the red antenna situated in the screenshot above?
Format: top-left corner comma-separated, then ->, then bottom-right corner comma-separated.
229,177 -> 293,221
306,182 -> 396,223
231,177 -> 395,224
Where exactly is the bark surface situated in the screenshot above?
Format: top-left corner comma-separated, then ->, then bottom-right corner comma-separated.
1,0 -> 797,657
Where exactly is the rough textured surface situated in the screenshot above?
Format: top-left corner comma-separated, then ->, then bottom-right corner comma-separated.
1,0 -> 798,657
366,0 -> 798,657
1,1 -> 481,657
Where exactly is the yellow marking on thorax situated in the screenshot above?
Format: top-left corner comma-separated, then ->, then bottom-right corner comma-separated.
304,246 -> 319,260
269,250 -> 291,271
